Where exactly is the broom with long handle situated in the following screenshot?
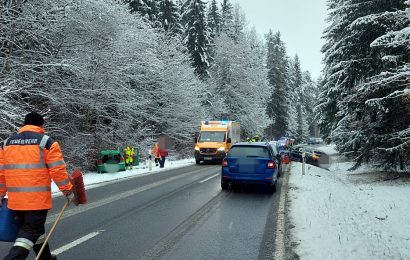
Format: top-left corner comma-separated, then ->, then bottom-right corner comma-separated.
35,170 -> 87,260
35,197 -> 71,260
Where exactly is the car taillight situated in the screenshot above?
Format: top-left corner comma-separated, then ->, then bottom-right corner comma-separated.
282,155 -> 290,164
267,161 -> 276,169
222,159 -> 228,167
97,159 -> 103,164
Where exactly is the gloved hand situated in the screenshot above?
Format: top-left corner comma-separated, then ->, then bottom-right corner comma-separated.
63,189 -> 79,206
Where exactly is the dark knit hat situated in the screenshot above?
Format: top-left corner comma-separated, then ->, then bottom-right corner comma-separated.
24,112 -> 44,126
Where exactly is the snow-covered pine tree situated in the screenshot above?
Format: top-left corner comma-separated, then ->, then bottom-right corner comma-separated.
321,0 -> 409,170
289,55 -> 308,142
319,0 -> 380,142
336,1 -> 410,170
231,3 -> 247,43
158,0 -> 183,36
125,0 -> 148,15
205,0 -> 220,65
181,0 -> 210,78
302,71 -> 320,138
126,0 -> 159,24
220,0 -> 234,38
316,77 -> 335,143
177,0 -> 187,24
265,30 -> 290,140
207,0 -> 220,41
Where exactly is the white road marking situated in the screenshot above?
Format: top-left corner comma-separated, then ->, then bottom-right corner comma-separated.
51,230 -> 103,255
199,173 -> 219,183
274,166 -> 288,259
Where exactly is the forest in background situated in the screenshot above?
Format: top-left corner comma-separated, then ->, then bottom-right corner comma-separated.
6,0 -> 408,172
1,0 -> 318,170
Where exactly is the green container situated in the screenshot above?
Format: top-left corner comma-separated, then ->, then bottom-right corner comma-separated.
96,150 -> 126,173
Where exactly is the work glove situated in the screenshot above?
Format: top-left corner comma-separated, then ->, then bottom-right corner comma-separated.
63,189 -> 79,206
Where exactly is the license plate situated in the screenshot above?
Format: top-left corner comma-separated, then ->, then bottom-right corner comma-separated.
204,157 -> 212,161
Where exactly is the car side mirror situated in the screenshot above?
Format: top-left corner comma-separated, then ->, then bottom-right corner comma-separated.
227,138 -> 232,144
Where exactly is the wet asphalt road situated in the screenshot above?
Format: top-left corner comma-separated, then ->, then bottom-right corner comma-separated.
0,164 -> 286,259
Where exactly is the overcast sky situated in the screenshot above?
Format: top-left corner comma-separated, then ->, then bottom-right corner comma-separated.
226,0 -> 329,79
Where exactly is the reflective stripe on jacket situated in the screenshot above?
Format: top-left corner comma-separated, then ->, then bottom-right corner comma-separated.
0,125 -> 72,210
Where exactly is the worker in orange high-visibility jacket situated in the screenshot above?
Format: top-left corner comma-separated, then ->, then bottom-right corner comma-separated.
0,112 -> 76,260
151,143 -> 160,166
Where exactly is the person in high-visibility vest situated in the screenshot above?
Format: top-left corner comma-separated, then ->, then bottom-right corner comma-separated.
151,143 -> 160,166
124,146 -> 134,170
248,134 -> 262,142
0,112 -> 77,260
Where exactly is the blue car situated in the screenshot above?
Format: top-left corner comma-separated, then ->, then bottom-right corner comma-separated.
221,142 -> 280,193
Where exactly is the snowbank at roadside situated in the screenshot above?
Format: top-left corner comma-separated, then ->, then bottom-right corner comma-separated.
288,157 -> 410,259
51,158 -> 195,194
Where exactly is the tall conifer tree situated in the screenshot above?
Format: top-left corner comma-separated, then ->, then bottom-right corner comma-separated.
126,0 -> 159,24
181,0 -> 210,78
158,0 -> 183,35
220,0 -> 234,37
290,55 -> 308,142
265,31 -> 290,139
320,0 -> 410,169
207,0 -> 220,41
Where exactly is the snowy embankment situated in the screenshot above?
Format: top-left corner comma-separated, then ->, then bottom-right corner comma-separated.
288,145 -> 410,259
51,158 -> 195,195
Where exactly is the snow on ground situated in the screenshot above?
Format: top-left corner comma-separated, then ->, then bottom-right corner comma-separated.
51,158 -> 195,195
288,146 -> 410,260
49,145 -> 410,260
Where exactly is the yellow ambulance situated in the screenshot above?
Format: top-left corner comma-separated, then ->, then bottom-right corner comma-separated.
194,121 -> 240,164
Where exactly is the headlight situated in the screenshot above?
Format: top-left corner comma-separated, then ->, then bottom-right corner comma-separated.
195,146 -> 200,151
217,147 -> 225,151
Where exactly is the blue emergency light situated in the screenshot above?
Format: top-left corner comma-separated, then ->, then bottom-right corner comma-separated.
203,120 -> 229,125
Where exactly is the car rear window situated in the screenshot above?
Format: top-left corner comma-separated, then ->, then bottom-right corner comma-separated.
228,146 -> 270,158
269,144 -> 278,155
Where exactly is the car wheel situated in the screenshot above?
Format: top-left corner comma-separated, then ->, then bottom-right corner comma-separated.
268,181 -> 277,194
221,182 -> 230,191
